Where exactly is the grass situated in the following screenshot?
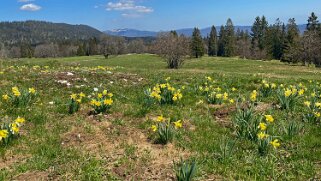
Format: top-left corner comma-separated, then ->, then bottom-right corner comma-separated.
0,54 -> 320,180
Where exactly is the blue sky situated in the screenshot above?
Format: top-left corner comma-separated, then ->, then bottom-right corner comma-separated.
1,0 -> 321,31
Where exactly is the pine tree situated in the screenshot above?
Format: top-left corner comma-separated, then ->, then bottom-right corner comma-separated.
76,44 -> 85,56
307,12 -> 320,31
282,18 -> 300,63
208,26 -> 218,56
251,16 -> 269,51
266,19 -> 286,60
190,27 -> 204,58
217,26 -> 225,56
223,18 -> 236,57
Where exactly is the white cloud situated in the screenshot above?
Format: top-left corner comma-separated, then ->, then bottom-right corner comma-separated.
18,0 -> 34,2
107,0 -> 153,14
20,3 -> 41,11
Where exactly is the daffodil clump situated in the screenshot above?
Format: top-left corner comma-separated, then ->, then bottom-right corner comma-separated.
303,97 -> 321,123
256,115 -> 280,156
150,115 -> 183,145
198,76 -> 235,105
68,92 -> 86,114
147,78 -> 183,105
207,91 -> 232,105
198,76 -> 216,95
0,116 -> 25,145
90,90 -> 113,114
277,85 -> 302,111
233,105 -> 258,141
2,87 -> 37,107
260,80 -> 277,97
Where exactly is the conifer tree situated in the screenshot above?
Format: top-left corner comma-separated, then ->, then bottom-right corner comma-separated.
223,18 -> 236,57
190,27 -> 204,58
208,26 -> 218,56
217,26 -> 225,56
307,12 -> 320,32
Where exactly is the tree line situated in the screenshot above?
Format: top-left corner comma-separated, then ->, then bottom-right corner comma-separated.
1,13 -> 321,69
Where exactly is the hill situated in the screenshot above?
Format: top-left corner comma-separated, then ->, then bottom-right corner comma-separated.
0,21 -> 104,45
105,25 -> 307,37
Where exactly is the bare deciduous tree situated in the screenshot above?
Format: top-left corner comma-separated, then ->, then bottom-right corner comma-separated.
154,33 -> 190,69
34,43 -> 59,58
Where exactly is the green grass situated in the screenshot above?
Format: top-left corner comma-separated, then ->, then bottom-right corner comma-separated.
0,54 -> 320,180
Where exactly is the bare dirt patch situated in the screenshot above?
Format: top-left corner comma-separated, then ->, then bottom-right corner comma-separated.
13,171 -> 49,181
60,114 -> 191,180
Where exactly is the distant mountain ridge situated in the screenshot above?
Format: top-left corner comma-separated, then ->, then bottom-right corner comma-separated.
0,20 -> 104,45
105,25 -> 307,38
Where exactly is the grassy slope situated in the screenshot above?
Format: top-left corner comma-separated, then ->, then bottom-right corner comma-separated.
0,54 -> 320,180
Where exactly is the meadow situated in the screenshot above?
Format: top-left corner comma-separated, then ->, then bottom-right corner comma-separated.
0,54 -> 320,180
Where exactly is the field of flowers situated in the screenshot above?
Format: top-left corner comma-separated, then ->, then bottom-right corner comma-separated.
0,54 -> 320,180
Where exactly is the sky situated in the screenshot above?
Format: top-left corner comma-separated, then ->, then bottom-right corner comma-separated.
1,0 -> 321,31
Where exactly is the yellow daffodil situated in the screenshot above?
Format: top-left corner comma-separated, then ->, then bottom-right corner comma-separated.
304,101 -> 311,107
2,94 -> 9,101
15,117 -> 25,125
0,130 -> 9,141
232,87 -> 237,92
258,122 -> 267,131
172,96 -> 178,101
229,99 -> 235,104
250,90 -> 257,102
151,125 -> 157,132
284,89 -> 292,97
298,89 -> 305,95
97,93 -> 103,98
315,102 -> 321,108
10,123 -> 19,134
257,132 -> 269,139
314,112 -> 321,118
70,94 -> 77,100
157,115 -> 165,122
103,90 -> 108,95
103,99 -> 113,105
270,139 -> 281,148
216,94 -> 223,99
29,87 -> 36,94
173,120 -> 183,129
12,87 -> 21,97
265,115 -> 274,123
271,83 -> 277,89
79,92 -> 86,98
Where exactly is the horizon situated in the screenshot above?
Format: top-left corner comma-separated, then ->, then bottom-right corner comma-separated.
1,0 -> 321,31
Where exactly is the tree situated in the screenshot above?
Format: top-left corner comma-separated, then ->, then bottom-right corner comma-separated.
155,32 -> 190,69
282,18 -> 300,63
76,44 -> 86,56
190,28 -> 204,58
307,12 -> 320,31
236,29 -> 251,58
217,26 -> 225,56
34,43 -> 59,58
208,26 -> 218,56
20,44 -> 34,58
250,16 -> 269,59
223,18 -> 236,57
266,19 -> 286,60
